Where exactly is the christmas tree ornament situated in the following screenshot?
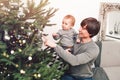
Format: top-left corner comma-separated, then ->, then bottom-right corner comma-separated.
4,35 -> 10,41
0,71 -> 3,74
18,48 -> 22,52
7,74 -> 10,76
37,73 -> 41,78
20,69 -> 25,74
15,64 -> 19,67
0,3 -> 4,7
2,52 -> 7,57
21,26 -> 24,29
10,50 -> 14,54
18,40 -> 22,43
6,54 -> 9,58
28,56 -> 32,61
33,73 -> 37,78
22,39 -> 26,44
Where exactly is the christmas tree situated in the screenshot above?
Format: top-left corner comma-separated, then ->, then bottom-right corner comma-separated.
0,0 -> 67,80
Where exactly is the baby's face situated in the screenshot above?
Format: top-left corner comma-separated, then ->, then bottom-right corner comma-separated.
62,18 -> 73,30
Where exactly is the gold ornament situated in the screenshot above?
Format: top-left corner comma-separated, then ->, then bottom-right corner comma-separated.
18,48 -> 22,52
15,64 -> 19,67
37,74 -> 41,78
34,74 -> 37,78
28,56 -> 32,60
20,69 -> 25,74
11,50 -> 14,54
3,52 -> 7,56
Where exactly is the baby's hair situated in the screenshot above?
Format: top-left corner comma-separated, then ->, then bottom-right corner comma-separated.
64,15 -> 75,26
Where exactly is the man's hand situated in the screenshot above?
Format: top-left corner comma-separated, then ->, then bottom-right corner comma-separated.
42,36 -> 56,48
65,48 -> 71,54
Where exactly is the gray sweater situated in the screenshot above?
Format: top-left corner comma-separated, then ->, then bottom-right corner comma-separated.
54,40 -> 99,77
53,28 -> 77,47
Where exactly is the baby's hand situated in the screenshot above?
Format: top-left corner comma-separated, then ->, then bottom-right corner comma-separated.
52,33 -> 58,37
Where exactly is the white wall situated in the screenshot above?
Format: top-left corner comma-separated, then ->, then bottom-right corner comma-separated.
23,0 -> 120,40
42,0 -> 120,41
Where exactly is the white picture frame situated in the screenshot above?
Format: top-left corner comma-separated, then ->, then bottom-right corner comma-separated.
98,2 -> 120,41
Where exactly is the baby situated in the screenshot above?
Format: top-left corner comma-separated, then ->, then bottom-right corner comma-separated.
52,15 -> 79,51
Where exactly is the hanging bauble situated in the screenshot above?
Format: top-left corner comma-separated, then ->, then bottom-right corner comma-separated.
28,56 -> 32,61
37,74 -> 41,78
15,64 -> 19,68
18,48 -> 22,52
0,71 -> 3,74
21,26 -> 24,29
7,74 -> 10,77
34,74 -> 37,78
4,35 -> 10,41
20,69 -> 25,74
10,50 -> 14,54
0,3 -> 4,8
22,39 -> 26,44
18,40 -> 22,43
2,52 -> 7,57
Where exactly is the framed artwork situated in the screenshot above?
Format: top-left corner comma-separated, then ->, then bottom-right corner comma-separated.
98,2 -> 120,41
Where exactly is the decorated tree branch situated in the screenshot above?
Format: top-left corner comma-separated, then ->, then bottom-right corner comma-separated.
0,0 -> 67,80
